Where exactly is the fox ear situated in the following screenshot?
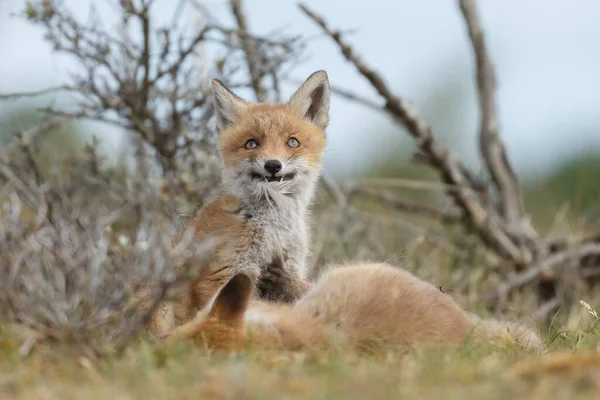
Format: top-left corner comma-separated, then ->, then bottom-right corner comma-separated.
212,79 -> 249,133
209,274 -> 253,324
288,70 -> 330,130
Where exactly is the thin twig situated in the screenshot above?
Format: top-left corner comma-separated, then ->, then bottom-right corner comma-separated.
346,185 -> 461,223
320,170 -> 346,207
354,209 -> 468,258
209,25 -> 297,50
230,0 -> 267,101
286,77 -> 381,111
360,177 -> 464,192
0,119 -> 69,158
0,85 -> 77,101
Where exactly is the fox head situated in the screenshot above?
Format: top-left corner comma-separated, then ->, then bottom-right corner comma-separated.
211,71 -> 330,206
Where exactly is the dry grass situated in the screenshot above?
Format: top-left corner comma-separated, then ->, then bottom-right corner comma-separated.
0,316 -> 599,400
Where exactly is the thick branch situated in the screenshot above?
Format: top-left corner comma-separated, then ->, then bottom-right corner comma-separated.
230,0 -> 267,101
496,243 -> 600,299
138,2 -> 152,106
459,0 -> 523,227
532,297 -> 560,321
299,3 -> 527,264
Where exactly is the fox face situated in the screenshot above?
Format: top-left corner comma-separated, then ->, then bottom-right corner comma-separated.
211,71 -> 330,204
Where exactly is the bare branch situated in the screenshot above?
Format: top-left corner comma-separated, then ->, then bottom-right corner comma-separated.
320,171 -> 347,207
230,0 -> 267,101
3,0 -> 597,337
496,243 -> 600,301
329,85 -> 382,111
208,25 -> 298,51
359,177 -> 471,193
353,209 -> 468,258
532,298 -> 560,322
286,77 -> 382,111
299,2 -> 527,264
0,119 -> 69,158
346,185 -> 462,223
582,266 -> 600,279
0,85 -> 77,101
458,0 -> 523,227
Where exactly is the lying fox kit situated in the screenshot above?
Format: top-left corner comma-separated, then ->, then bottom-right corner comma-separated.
163,262 -> 544,354
146,71 -> 330,335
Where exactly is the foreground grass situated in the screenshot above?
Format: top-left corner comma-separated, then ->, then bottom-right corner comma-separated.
1,323 -> 599,400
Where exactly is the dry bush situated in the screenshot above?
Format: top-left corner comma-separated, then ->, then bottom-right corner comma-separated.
0,122 -> 217,352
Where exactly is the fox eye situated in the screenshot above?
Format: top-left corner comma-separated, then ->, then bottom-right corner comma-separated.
286,137 -> 300,148
245,139 -> 259,150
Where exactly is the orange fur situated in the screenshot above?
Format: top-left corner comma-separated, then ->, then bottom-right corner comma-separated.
144,195 -> 245,334
162,262 -> 545,354
219,104 -> 326,171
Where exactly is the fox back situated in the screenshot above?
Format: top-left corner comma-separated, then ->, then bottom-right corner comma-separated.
295,263 -> 474,345
163,262 -> 544,354
295,263 -> 543,352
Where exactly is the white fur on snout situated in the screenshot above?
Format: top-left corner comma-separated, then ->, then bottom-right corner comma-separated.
224,158 -> 317,206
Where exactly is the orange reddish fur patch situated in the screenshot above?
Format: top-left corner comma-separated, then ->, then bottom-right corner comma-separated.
162,194 -> 247,324
218,104 -> 326,169
165,300 -> 332,354
163,263 -> 544,355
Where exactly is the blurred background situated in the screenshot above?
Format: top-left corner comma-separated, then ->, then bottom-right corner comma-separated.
1,0 -> 599,220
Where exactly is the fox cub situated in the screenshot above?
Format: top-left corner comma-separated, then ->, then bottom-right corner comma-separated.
146,71 -> 331,335
163,262 -> 544,354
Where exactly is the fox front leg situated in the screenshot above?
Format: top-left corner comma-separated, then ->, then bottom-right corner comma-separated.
257,254 -> 311,303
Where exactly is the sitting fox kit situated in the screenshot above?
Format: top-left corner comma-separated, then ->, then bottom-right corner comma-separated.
146,71 -> 330,334
163,262 -> 544,354
208,70 -> 330,299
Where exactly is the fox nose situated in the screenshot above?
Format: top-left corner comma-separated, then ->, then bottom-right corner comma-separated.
264,160 -> 282,175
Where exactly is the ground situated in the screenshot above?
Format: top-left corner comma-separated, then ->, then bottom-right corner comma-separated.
1,321 -> 599,400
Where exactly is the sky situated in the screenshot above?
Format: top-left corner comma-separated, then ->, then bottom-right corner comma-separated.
1,0 -> 599,181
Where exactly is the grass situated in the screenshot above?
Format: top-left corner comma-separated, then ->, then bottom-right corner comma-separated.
0,314 -> 599,400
